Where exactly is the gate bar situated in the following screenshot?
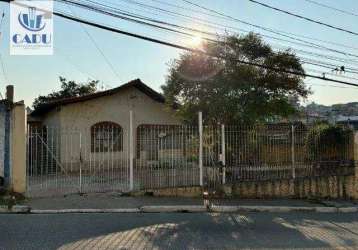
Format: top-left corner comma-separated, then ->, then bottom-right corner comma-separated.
199,112 -> 203,186
221,124 -> 226,184
129,110 -> 134,190
291,124 -> 296,179
79,131 -> 82,193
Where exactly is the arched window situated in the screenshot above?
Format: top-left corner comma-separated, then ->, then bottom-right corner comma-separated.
91,122 -> 122,152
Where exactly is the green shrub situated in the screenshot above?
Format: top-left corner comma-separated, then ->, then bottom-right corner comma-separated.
306,123 -> 352,161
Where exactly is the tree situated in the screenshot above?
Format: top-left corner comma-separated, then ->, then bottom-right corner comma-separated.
33,77 -> 99,109
162,33 -> 310,124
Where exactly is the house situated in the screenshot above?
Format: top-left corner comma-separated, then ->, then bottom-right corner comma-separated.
336,115 -> 358,130
28,79 -> 183,174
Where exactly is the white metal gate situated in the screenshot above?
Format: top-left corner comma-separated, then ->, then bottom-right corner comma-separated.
26,124 -> 130,197
26,114 -> 354,197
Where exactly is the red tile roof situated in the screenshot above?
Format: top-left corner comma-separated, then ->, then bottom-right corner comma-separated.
31,79 -> 166,116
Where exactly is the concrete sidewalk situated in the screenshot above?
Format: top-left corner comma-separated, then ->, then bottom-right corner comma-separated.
26,193 -> 203,210
20,193 -> 358,214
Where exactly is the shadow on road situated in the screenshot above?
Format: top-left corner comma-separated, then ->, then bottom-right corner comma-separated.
1,212 -> 358,249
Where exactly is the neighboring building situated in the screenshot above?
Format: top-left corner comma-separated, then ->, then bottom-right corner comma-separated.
336,115 -> 358,130
28,79 -> 182,172
301,102 -> 358,124
0,85 -> 25,187
0,100 -> 9,185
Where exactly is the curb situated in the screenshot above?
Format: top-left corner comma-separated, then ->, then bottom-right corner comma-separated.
315,207 -> 339,213
0,205 -> 31,214
1,205 -> 357,214
140,205 -> 207,213
210,206 -> 317,213
210,206 -> 350,213
30,208 -> 140,214
338,207 -> 358,213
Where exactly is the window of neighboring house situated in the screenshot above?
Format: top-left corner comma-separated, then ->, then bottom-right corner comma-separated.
91,122 -> 122,152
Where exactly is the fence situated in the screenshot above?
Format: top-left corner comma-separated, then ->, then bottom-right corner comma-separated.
26,120 -> 355,196
207,124 -> 354,188
135,125 -> 200,190
27,124 -> 130,196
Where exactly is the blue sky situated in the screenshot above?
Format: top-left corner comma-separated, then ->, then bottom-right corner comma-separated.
1,0 -> 358,107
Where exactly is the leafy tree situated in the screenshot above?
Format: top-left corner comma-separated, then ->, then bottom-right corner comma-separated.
33,77 -> 98,109
162,33 -> 310,124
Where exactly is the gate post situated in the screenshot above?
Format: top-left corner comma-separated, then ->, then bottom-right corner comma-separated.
353,132 -> 358,199
291,124 -> 296,179
11,103 -> 27,193
79,131 -> 82,193
221,124 -> 226,184
199,112 -> 203,186
129,110 -> 134,191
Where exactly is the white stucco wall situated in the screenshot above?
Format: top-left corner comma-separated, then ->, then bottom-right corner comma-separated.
39,87 -> 181,171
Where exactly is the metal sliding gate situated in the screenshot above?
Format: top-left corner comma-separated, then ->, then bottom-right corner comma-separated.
26,125 -> 130,197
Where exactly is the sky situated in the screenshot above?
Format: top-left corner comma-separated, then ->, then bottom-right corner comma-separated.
1,0 -> 358,107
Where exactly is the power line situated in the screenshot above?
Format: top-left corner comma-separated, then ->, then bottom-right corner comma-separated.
116,0 -> 358,57
248,0 -> 358,36
302,59 -> 358,75
308,82 -> 355,89
65,3 -> 122,81
0,54 -> 8,83
305,68 -> 358,82
4,0 -> 358,88
59,0 -> 217,42
51,11 -> 358,88
179,0 -> 358,58
180,0 -> 358,51
81,0 -> 358,60
62,0 -> 358,73
102,0 -> 358,69
56,49 -> 98,80
53,0 -> 358,87
13,0 -> 358,79
303,0 -> 358,18
61,0 -> 358,73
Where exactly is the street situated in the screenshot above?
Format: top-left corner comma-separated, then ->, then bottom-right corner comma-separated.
1,212 -> 358,249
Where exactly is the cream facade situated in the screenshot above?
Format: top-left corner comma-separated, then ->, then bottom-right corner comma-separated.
44,86 -> 180,130
29,80 -> 181,172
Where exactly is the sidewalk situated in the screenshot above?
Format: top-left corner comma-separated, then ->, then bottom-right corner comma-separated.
26,193 -> 203,210
22,193 -> 358,213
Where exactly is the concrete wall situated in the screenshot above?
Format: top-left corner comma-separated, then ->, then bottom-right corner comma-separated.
229,175 -> 356,199
137,175 -> 356,200
10,103 -> 26,193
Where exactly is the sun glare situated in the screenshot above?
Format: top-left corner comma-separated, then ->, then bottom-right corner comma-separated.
189,35 -> 203,48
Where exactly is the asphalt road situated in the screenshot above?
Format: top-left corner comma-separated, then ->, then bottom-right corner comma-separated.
1,212 -> 358,250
